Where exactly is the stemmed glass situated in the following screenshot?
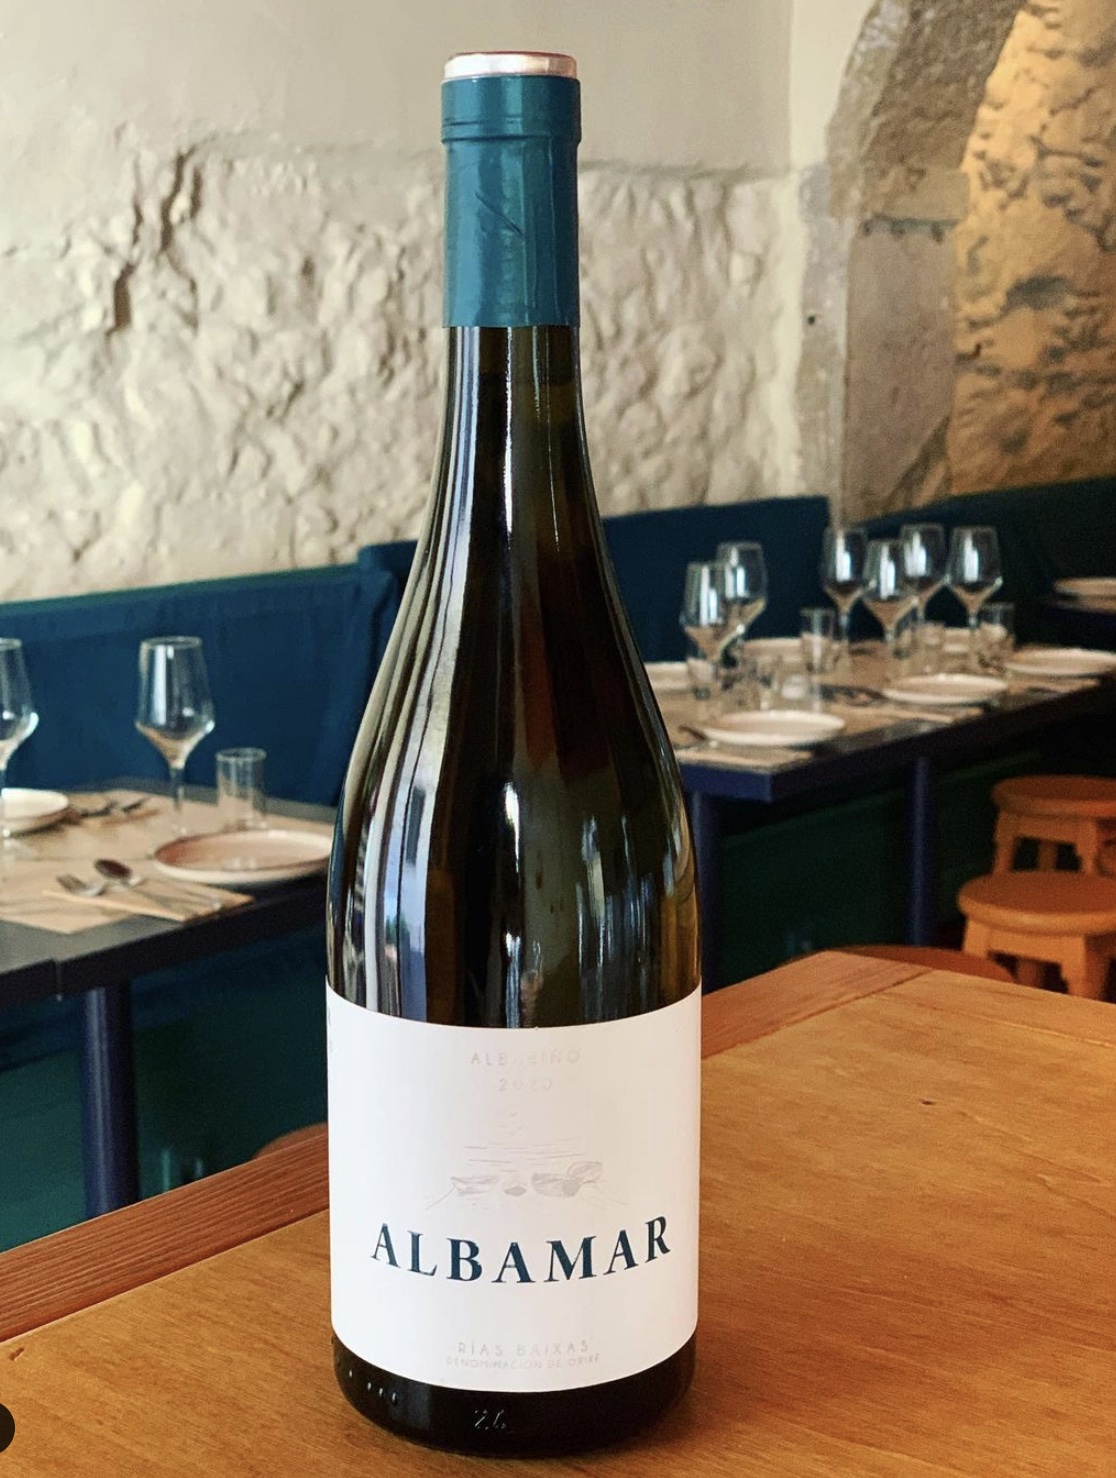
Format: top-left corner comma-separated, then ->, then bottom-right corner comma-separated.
945,527 -> 1003,667
862,539 -> 916,669
0,639 -> 39,850
679,561 -> 733,686
819,528 -> 866,664
135,636 -> 216,829
715,541 -> 768,667
901,523 -> 946,625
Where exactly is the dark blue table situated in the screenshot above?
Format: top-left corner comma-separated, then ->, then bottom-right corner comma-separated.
0,785 -> 331,1218
679,679 -> 1116,989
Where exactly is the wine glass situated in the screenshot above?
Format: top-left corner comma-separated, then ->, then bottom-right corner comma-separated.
0,639 -> 39,849
945,526 -> 1003,668
679,561 -> 733,688
819,528 -> 866,664
862,539 -> 916,669
135,637 -> 216,828
715,542 -> 768,667
901,523 -> 946,623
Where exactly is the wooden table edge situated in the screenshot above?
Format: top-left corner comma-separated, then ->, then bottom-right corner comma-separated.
0,952 -> 924,1343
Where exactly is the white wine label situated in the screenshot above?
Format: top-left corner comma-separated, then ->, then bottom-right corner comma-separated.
327,987 -> 700,1392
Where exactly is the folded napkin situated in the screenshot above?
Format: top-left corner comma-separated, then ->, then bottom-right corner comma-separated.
1006,677 -> 1099,695
675,743 -> 807,773
829,701 -> 982,728
42,878 -> 253,924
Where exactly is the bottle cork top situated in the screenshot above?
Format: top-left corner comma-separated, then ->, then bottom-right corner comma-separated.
443,52 -> 577,82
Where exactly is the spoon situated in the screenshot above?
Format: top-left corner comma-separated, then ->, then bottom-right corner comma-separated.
93,857 -> 228,905
93,858 -> 149,888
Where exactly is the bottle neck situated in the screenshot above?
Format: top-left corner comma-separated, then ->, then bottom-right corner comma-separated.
443,118 -> 580,328
436,326 -> 592,529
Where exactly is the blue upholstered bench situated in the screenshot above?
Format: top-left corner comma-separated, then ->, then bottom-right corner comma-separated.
361,495 -> 833,660
1,561 -> 399,805
0,558 -> 403,1249
863,476 -> 1116,645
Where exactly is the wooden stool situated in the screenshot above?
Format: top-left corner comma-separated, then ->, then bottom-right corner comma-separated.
992,775 -> 1116,873
842,944 -> 1015,984
958,872 -> 1116,999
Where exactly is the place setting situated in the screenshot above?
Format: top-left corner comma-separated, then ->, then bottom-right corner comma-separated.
0,635 -> 332,934
662,529 -> 1019,770
665,556 -> 850,769
657,521 -> 1116,776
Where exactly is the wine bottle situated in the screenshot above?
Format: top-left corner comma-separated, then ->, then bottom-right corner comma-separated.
326,51 -> 701,1457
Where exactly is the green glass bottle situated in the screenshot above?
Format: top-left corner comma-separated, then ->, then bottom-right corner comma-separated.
326,51 -> 701,1456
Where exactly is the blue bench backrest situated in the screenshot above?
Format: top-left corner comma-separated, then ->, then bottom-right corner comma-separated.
862,476 -> 1116,643
360,497 -> 833,661
0,563 -> 400,805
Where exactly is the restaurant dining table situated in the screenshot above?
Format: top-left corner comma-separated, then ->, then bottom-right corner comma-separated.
0,950 -> 1111,1475
0,781 -> 333,1219
670,657 -> 1116,986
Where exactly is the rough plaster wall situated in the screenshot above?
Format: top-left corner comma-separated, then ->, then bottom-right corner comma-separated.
0,129 -> 782,601
949,0 -> 1116,490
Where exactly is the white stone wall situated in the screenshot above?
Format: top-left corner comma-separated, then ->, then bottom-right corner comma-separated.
0,0 -> 818,602
0,132 -> 784,599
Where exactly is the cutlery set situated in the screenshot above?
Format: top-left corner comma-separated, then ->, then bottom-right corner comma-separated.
51,860 -> 245,921
69,796 -> 150,820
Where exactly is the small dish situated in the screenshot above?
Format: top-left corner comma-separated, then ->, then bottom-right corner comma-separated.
0,788 -> 71,835
645,661 -> 692,694
699,710 -> 845,748
153,828 -> 332,888
1006,647 -> 1116,679
882,674 -> 1007,706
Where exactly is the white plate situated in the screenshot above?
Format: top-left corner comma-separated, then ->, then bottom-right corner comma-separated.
645,661 -> 691,693
1006,647 -> 1116,679
153,827 -> 332,887
882,674 -> 1008,706
700,710 -> 845,748
0,788 -> 70,835
1055,578 -> 1116,602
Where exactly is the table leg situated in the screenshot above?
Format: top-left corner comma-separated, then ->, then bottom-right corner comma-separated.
688,791 -> 723,991
905,755 -> 937,947
79,983 -> 140,1216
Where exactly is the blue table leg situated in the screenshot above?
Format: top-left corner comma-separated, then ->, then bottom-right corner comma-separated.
688,791 -> 723,990
905,755 -> 937,946
79,983 -> 140,1216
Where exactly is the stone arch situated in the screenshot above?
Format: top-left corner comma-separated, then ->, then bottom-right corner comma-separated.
808,0 -> 1025,521
948,1 -> 1116,493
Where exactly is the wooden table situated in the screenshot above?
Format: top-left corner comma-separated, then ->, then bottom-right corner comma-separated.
1,952 -> 1113,1475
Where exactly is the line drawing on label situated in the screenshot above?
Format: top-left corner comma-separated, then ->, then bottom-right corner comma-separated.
427,1135 -> 616,1210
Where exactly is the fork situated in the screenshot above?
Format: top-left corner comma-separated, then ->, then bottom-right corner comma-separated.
53,872 -> 210,922
56,873 -> 109,898
71,797 -> 149,820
